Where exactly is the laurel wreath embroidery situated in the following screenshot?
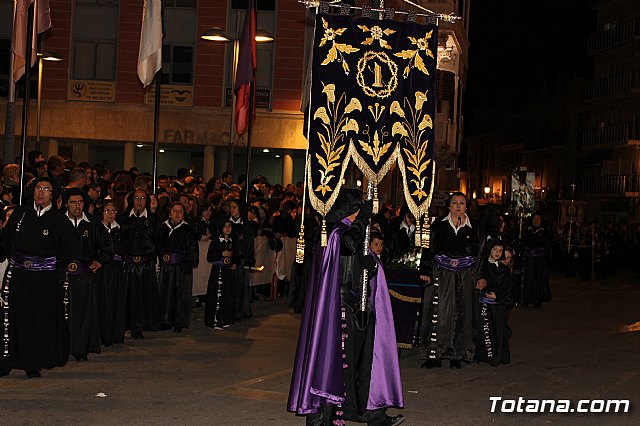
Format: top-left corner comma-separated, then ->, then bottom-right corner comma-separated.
319,17 -> 360,75
391,91 -> 433,200
313,83 -> 362,196
394,29 -> 435,78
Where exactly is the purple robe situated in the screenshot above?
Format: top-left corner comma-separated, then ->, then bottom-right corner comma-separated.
288,218 -> 403,415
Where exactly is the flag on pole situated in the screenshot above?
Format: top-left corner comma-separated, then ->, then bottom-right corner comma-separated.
137,0 -> 163,88
234,0 -> 257,135
12,0 -> 52,82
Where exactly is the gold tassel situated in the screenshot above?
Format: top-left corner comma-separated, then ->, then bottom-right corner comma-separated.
373,186 -> 379,214
422,215 -> 430,248
415,218 -> 421,247
321,218 -> 327,247
295,224 -> 305,264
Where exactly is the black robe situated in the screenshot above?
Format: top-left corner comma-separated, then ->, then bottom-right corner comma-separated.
67,214 -> 114,357
96,221 -> 126,345
157,221 -> 199,329
522,225 -> 551,306
204,236 -> 236,328
475,260 -> 512,366
229,217 -> 255,320
419,215 -> 481,362
1,204 -> 77,372
119,210 -> 161,333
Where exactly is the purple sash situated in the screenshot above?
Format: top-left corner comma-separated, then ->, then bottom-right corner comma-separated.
161,252 -> 186,265
67,260 -> 92,276
434,254 -> 476,271
479,295 -> 498,305
10,251 -> 57,271
122,254 -> 154,264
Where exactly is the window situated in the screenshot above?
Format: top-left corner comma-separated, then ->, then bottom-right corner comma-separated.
162,45 -> 194,84
225,0 -> 276,107
72,0 -> 119,81
162,2 -> 197,84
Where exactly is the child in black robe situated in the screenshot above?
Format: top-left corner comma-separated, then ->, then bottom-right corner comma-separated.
475,240 -> 512,366
204,220 -> 236,330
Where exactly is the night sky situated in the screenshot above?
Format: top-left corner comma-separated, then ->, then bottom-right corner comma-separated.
464,0 -> 596,135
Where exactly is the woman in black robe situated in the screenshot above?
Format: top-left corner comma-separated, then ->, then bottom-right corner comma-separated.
204,220 -> 236,329
95,201 -> 127,346
157,202 -> 199,332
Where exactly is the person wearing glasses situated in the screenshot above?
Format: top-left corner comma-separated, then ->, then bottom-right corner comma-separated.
119,188 -> 161,339
0,177 -> 77,378
96,201 -> 127,347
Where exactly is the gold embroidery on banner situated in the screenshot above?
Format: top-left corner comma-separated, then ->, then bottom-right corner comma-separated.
391,91 -> 433,201
356,51 -> 398,98
319,18 -> 360,75
312,83 -> 362,198
358,25 -> 396,50
394,29 -> 435,78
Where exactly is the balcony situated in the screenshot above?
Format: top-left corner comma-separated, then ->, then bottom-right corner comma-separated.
579,175 -> 640,196
581,122 -> 639,149
585,71 -> 640,101
587,18 -> 640,55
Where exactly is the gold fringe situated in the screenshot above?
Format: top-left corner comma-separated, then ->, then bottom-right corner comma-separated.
389,289 -> 422,303
321,218 -> 327,247
373,186 -> 379,214
295,224 -> 305,264
397,343 -> 414,349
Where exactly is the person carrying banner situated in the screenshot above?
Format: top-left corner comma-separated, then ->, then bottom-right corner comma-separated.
288,189 -> 404,426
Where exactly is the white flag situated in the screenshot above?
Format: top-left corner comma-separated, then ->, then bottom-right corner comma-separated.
13,0 -> 52,82
137,0 -> 162,87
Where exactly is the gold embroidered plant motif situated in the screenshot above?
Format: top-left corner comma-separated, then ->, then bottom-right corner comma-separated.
357,24 -> 396,49
319,17 -> 360,75
391,91 -> 433,200
359,128 -> 391,166
394,30 -> 435,78
313,83 -> 362,196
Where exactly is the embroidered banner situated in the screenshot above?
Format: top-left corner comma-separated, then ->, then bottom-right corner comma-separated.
307,13 -> 438,226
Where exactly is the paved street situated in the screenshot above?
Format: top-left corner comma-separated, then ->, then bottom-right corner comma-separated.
1,271 -> 639,425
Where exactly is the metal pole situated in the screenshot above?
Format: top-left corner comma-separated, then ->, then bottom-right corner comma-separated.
244,79 -> 254,205
36,55 -> 43,151
18,3 -> 34,205
4,0 -> 18,164
359,182 -> 374,313
152,71 -> 161,194
228,39 -> 238,176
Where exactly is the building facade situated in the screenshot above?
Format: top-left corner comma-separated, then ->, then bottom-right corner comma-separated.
0,0 -> 469,190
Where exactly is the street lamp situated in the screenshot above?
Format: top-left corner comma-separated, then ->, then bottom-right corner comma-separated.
36,50 -> 64,151
483,185 -> 491,198
200,26 -> 273,175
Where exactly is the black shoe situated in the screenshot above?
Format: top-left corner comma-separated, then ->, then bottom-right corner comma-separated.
0,368 -> 10,377
421,359 -> 442,369
131,331 -> 144,339
450,360 -> 462,369
25,370 -> 41,378
376,414 -> 405,426
173,327 -> 182,333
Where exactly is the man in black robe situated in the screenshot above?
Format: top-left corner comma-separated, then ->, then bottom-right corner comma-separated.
419,192 -> 482,369
522,213 -> 551,307
0,177 -> 77,378
65,188 -> 113,360
120,188 -> 161,339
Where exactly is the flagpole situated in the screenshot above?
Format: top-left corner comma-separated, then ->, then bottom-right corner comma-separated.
3,0 -> 17,165
152,71 -> 161,194
244,79 -> 254,205
18,2 -> 35,205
